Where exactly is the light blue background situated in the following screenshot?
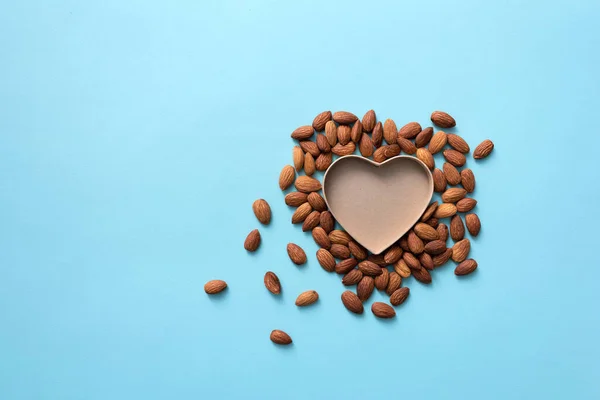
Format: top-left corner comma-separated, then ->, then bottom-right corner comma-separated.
1,1 -> 599,399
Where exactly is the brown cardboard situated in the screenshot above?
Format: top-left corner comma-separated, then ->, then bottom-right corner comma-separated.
322,155 -> 434,255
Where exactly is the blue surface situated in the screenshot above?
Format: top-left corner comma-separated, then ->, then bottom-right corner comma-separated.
1,1 -> 599,399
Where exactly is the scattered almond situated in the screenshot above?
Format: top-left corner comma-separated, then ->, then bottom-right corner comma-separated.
415,127 -> 434,148
430,111 -> 456,128
374,268 -> 390,290
312,226 -> 331,249
372,302 -> 396,318
407,231 -> 425,254
456,198 -> 477,212
442,188 -> 467,203
414,223 -> 439,241
299,140 -> 320,157
433,248 -> 453,267
359,134 -> 375,157
337,125 -> 351,145
315,152 -> 333,171
455,259 -> 478,276
428,131 -> 447,154
362,109 -> 376,132
294,176 -> 322,193
402,252 -> 421,270
316,248 -> 336,272
433,168 -> 447,192
394,259 -> 411,278
291,202 -> 312,224
351,120 -> 363,143
450,215 -> 465,241
390,287 -> 410,306
451,239 -> 470,263
383,119 -> 398,144
316,133 -> 331,153
465,213 -> 481,236
252,199 -> 271,225
416,148 -> 435,170
335,258 -> 358,274
372,122 -> 383,147
342,269 -> 363,285
304,153 -> 316,176
397,136 -> 417,154
443,149 -> 466,167
291,125 -> 314,140
302,211 -> 321,232
383,144 -> 401,158
287,243 -> 307,265
447,134 -> 470,153
244,229 -> 261,252
325,120 -> 337,147
348,241 -> 368,261
204,280 -> 227,294
460,169 -> 475,192
419,253 -> 434,270
437,223 -> 449,242
386,271 -> 403,295
373,146 -> 387,163
331,142 -> 356,156
421,201 -> 439,222
307,192 -> 327,211
329,230 -> 352,245
312,110 -> 332,131
443,162 -> 461,185
358,260 -> 383,276
384,245 -> 403,264
423,240 -> 446,255
330,243 -> 351,259
264,272 -> 281,294
341,290 -> 364,314
292,146 -> 304,171
434,203 -> 458,218
296,290 -> 319,306
279,165 -> 295,190
357,276 -> 375,301
333,111 -> 358,124
284,191 -> 308,207
270,330 -> 292,345
473,139 -> 494,159
398,122 -> 421,139
320,211 -> 335,233
412,267 -> 432,284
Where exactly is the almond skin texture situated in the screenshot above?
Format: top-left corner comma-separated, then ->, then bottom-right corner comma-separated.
357,276 -> 375,301
329,230 -> 352,245
452,239 -> 471,263
270,330 -> 292,345
383,144 -> 401,158
358,260 -> 383,276
291,202 -> 312,224
424,217 -> 439,228
465,213 -> 481,236
291,125 -> 314,140
292,146 -> 304,171
359,134 -> 375,157
348,241 -> 368,261
433,168 -> 447,192
320,211 -> 335,233
372,122 -> 383,147
284,192 -> 308,207
429,131 -> 447,154
431,111 -> 456,128
399,237 -> 410,252
384,245 -> 403,264
421,201 -> 439,222
437,223 -> 449,242
330,244 -> 351,259
331,142 -> 356,156
383,119 -> 398,144
433,248 -> 453,267
295,290 -> 319,306
279,165 -> 295,190
304,153 -> 316,176
447,134 -> 470,153
397,136 -> 417,154
402,252 -> 421,271
244,229 -> 261,252
333,111 -> 358,125
412,267 -> 432,284
312,110 -> 332,131
373,147 -> 387,163
443,149 -> 466,167
342,269 -> 363,286
416,148 -> 435,170
456,198 -> 477,213
442,188 -> 467,203
460,169 -> 475,193
473,139 -> 494,159
315,153 -> 333,171
372,302 -> 396,318
252,199 -> 271,225
341,290 -> 364,314
434,203 -> 458,219
408,231 -> 425,254
374,268 -> 390,290
390,287 -> 410,306
204,280 -> 227,294
368,254 -> 388,267
424,240 -> 447,255
307,192 -> 327,212
362,109 -> 376,132
398,122 -> 421,139
294,176 -> 322,193
299,140 -> 320,157
450,215 -> 466,241
443,162 -> 461,185
351,120 -> 363,143
264,272 -> 281,294
386,271 -> 402,295
302,211 -> 320,232
419,253 -> 434,270
335,258 -> 358,274
325,121 -> 337,147
287,243 -> 307,265
455,259 -> 478,276
312,227 -> 331,249
316,133 -> 331,153
316,249 -> 336,272
337,125 -> 351,145
414,223 -> 439,241
394,259 -> 411,278
415,127 -> 434,148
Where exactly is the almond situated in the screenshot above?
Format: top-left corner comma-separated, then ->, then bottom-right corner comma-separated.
270,330 -> 292,345
455,259 -> 478,276
424,217 -> 439,228
315,152 -> 333,171
374,268 -> 390,290
372,122 -> 383,147
279,165 -> 295,190
428,131 -> 447,154
337,125 -> 351,145
368,254 -> 388,267
330,243 -> 350,259
394,259 -> 411,278
307,192 -> 327,211
351,120 -> 363,143
358,260 -> 383,276
421,201 -> 438,222
373,146 -> 387,163
384,245 -> 403,264
416,148 -> 435,170
292,146 -> 304,171
304,153 -> 316,176
456,198 -> 477,212
465,213 -> 481,236
358,134 -> 375,157
335,258 -> 358,274
451,239 -> 470,262
264,272 -> 281,294
312,110 -> 332,131
397,136 -> 417,154
320,211 -> 335,233
287,243 -> 307,265
284,192 -> 308,207
443,149 -> 466,167
446,133 -> 470,153
333,111 -> 358,125
473,139 -> 494,159
291,202 -> 312,224
419,253 -> 434,270
433,248 -> 453,267
348,241 -> 368,261
357,276 -> 375,301
204,279 -> 227,294
342,269 -> 363,285
325,120 -> 337,147
398,122 -> 421,139
316,133 -> 331,153
413,223 -> 439,241
312,226 -> 331,249
362,109 -> 376,132
460,169 -> 475,193
430,111 -> 456,128
437,223 -> 449,242
372,302 -> 396,318
295,290 -> 318,307
412,267 -> 432,284
386,271 -> 402,294
383,144 -> 401,158
415,127 -> 434,148
252,199 -> 271,225
291,125 -> 314,140
316,249 -> 336,272
442,188 -> 467,203
329,230 -> 352,245
424,240 -> 446,255
341,290 -> 364,314
443,162 -> 461,185
450,215 -> 465,241
408,231 -> 425,254
434,203 -> 457,219
383,119 -> 398,144
433,168 -> 447,193
399,236 -> 410,251
402,252 -> 421,270
294,176 -> 322,193
299,140 -> 320,157
331,142 -> 356,156
302,211 -> 321,232
389,287 -> 410,306
244,229 -> 261,252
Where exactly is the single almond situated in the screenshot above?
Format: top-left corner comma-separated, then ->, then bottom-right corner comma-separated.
412,267 -> 432,284
374,268 -> 390,290
450,215 -> 465,241
384,144 -> 401,158
368,253 -> 388,267
292,146 -> 304,171
443,149 -> 466,167
372,122 -> 383,147
460,169 -> 475,193
358,260 -> 383,276
425,217 -> 439,228
402,252 -> 421,271
383,119 -> 398,144
455,259 -> 478,276
419,253 -> 434,270
270,330 -> 292,345
394,259 -> 411,278
416,148 -> 435,170
329,230 -> 352,245
373,146 -> 387,163
302,211 -> 321,232
447,133 -> 470,153
291,125 -> 314,140
408,231 -> 425,254
429,131 -> 447,154
312,110 -> 332,131
415,127 -> 434,148
414,222 -> 439,241
433,248 -> 453,267
465,213 -> 481,236
287,243 -> 307,265
421,201 -> 439,222
333,111 -> 358,124
357,276 -> 375,301
204,279 -> 227,294
442,188 -> 467,203
342,269 -> 363,285
331,142 -> 356,156
434,203 -> 458,219
451,239 -> 471,263
252,199 -> 271,225
315,152 -> 333,171
312,226 -> 331,249
351,120 -> 363,143
437,223 -> 449,242
320,211 -> 335,233
316,133 -> 331,153
456,198 -> 477,212
390,287 -> 410,306
291,202 -> 312,224
279,165 -> 295,190
386,271 -> 402,294
299,140 -> 320,157
384,245 -> 403,264
433,168 -> 447,193
372,302 -> 396,318
284,191 -> 308,207
264,271 -> 281,294
473,139 -> 494,159
307,192 -> 327,212
399,236 -> 410,252
294,176 -> 322,193
316,248 -> 336,272
424,240 -> 446,255
362,109 -> 376,132
397,136 -> 417,154
358,134 -> 375,157
341,290 -> 364,314
325,120 -> 338,147
430,111 -> 456,128
337,125 -> 351,145
398,122 -> 421,139
348,241 -> 368,261
335,258 -> 358,274
330,243 -> 350,259
304,153 -> 316,176
443,162 -> 461,185
244,229 -> 261,252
